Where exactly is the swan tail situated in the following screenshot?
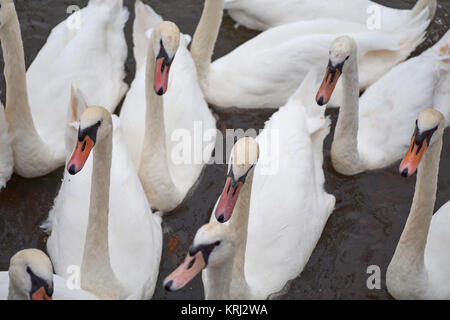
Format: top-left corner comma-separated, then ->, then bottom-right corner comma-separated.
410,0 -> 437,21
289,70 -> 327,133
432,30 -> 450,60
106,0 -> 130,109
0,104 -> 13,190
133,0 -> 163,68
391,6 -> 431,58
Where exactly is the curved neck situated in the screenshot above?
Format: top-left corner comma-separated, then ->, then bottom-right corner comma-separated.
8,280 -> 28,300
81,129 -> 127,299
1,3 -> 32,131
138,35 -> 180,212
331,57 -> 363,175
190,0 -> 223,83
390,134 -> 443,283
0,2 -> 60,177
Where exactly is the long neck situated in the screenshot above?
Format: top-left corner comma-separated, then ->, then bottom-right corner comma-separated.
138,38 -> 180,212
228,170 -> 255,299
1,5 -> 33,131
389,135 -> 442,285
8,280 -> 28,300
1,3 -> 60,177
81,130 -> 126,299
331,57 -> 363,175
203,261 -> 234,300
190,0 -> 223,83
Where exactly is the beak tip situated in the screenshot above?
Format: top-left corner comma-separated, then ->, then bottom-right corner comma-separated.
400,168 -> 409,177
155,87 -> 164,96
164,279 -> 174,292
316,96 -> 325,106
68,164 -> 77,175
216,213 -> 225,223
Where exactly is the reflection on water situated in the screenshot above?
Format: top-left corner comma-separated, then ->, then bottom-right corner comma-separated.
0,0 -> 448,300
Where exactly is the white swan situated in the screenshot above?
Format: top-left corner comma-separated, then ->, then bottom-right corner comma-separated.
190,0 -> 434,109
0,0 -> 128,178
0,249 -> 97,300
0,104 -> 13,190
386,108 -> 450,300
163,75 -> 336,299
224,0 -> 436,32
120,1 -> 216,212
43,100 -> 162,299
315,32 -> 450,176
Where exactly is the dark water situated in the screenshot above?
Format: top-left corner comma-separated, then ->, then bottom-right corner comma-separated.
0,0 -> 448,300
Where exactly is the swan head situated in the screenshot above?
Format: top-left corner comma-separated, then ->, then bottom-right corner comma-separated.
399,108 -> 445,177
215,137 -> 259,223
0,0 -> 15,30
316,36 -> 357,106
8,249 -> 54,300
151,21 -> 180,95
67,106 -> 113,175
163,222 -> 234,292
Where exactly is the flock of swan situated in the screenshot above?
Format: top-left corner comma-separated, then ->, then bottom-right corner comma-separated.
0,0 -> 448,300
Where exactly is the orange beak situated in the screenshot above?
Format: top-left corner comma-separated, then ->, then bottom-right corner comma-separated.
31,286 -> 52,300
163,251 -> 206,292
399,137 -> 428,177
67,135 -> 95,175
215,176 -> 244,223
154,57 -> 171,96
316,63 -> 342,106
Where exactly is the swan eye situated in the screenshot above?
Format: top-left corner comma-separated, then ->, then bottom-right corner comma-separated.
215,241 -> 221,246
96,120 -> 101,127
345,56 -> 350,61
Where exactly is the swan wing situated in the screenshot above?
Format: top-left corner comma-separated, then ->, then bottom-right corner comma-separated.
357,47 -> 448,169
26,0 -> 129,158
245,95 -> 335,298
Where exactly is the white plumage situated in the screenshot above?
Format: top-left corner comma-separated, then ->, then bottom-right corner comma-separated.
204,9 -> 432,109
43,115 -> 162,300
224,0 -> 436,31
120,1 -> 216,207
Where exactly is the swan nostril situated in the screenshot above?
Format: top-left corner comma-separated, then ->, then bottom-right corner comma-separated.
68,164 -> 76,175
217,214 -> 225,223
164,280 -> 174,292
400,168 -> 409,177
317,96 -> 325,106
156,87 -> 164,96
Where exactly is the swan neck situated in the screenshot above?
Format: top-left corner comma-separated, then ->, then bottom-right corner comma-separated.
0,4 -> 34,132
391,135 -> 442,276
7,280 -> 27,300
139,35 -> 179,212
204,262 -> 234,299
331,57 -> 362,174
190,0 -> 224,82
228,169 -> 254,299
81,129 -> 125,299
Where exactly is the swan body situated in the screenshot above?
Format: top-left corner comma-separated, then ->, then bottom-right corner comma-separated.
120,3 -> 216,212
224,0 -> 436,32
204,11 -> 432,109
0,104 -> 13,189
43,99 -> 162,300
0,249 -> 97,300
316,32 -> 449,175
387,109 -> 450,299
1,0 -> 128,178
165,74 -> 335,299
